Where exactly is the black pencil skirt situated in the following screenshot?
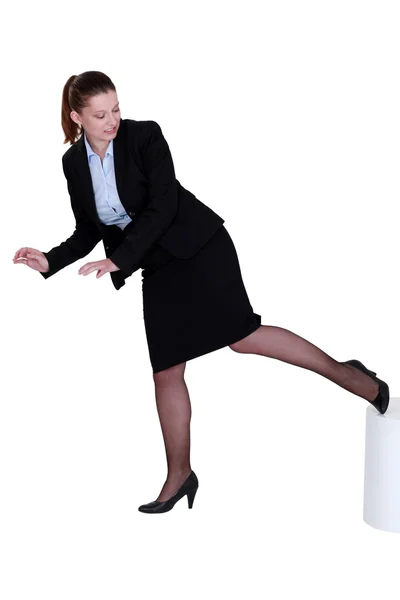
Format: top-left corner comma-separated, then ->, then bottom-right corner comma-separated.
140,225 -> 262,373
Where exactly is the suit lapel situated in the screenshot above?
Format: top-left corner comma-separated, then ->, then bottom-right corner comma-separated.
72,118 -> 129,225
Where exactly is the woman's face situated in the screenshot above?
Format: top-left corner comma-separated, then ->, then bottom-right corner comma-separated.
71,90 -> 121,143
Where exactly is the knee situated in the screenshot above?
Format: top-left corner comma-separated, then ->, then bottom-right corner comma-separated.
153,362 -> 186,385
229,326 -> 263,353
229,340 -> 246,353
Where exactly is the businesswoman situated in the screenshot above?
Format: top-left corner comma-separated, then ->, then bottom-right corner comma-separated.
13,71 -> 390,514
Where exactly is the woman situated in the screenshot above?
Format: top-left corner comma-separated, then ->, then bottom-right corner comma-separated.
13,71 -> 390,514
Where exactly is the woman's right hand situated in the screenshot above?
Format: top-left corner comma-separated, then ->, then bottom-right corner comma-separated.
13,247 -> 50,273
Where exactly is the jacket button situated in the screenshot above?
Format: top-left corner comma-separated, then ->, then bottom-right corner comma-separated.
129,211 -> 135,216
106,245 -> 109,250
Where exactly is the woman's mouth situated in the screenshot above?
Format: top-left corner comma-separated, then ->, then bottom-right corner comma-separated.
104,126 -> 116,134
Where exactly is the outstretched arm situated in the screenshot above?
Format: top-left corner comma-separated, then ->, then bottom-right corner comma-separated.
41,155 -> 102,279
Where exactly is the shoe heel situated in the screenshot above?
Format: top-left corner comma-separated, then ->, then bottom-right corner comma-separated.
187,487 -> 198,509
343,360 -> 377,378
342,359 -> 390,415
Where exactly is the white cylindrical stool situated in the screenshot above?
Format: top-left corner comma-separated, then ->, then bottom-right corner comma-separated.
364,396 -> 400,533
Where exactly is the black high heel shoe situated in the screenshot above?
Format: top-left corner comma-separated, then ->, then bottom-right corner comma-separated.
138,470 -> 199,513
341,359 -> 390,415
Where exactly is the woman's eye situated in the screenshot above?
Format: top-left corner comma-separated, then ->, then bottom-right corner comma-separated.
98,109 -> 120,119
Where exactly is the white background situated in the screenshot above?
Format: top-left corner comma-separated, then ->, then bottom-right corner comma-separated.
1,0 -> 399,598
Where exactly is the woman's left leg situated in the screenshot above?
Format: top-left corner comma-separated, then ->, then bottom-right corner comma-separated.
229,325 -> 379,402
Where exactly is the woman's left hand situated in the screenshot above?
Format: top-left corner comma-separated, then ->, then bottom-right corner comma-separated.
78,258 -> 120,279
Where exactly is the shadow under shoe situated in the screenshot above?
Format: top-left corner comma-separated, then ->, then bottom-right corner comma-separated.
341,359 -> 390,415
138,470 -> 199,514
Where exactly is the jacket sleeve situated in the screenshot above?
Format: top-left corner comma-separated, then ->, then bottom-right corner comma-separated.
108,121 -> 179,276
40,155 -> 102,279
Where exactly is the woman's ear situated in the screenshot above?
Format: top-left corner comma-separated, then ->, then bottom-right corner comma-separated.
70,110 -> 81,126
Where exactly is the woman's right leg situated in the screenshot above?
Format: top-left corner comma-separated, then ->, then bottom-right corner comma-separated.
152,362 -> 192,502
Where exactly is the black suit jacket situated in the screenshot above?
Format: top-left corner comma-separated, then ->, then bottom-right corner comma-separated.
41,118 -> 225,290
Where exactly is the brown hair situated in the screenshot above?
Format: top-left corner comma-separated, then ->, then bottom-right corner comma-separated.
61,71 -> 116,145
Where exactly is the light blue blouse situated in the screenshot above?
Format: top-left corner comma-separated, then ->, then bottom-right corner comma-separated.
83,131 -> 133,231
